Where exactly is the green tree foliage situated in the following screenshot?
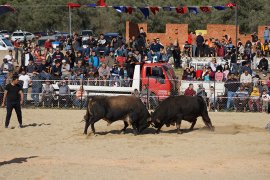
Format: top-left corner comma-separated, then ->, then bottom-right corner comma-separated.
0,0 -> 269,34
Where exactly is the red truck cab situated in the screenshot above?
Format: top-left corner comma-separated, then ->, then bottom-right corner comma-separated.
141,63 -> 178,100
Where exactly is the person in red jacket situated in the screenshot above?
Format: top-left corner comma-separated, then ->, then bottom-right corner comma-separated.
44,39 -> 52,50
184,83 -> 196,96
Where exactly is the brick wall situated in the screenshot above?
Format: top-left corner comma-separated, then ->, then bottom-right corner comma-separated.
126,21 -> 270,48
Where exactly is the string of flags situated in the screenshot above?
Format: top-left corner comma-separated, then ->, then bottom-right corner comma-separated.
68,1 -> 237,18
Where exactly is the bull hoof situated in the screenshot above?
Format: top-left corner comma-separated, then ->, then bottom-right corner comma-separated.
155,131 -> 160,134
177,131 -> 183,134
120,130 -> 126,134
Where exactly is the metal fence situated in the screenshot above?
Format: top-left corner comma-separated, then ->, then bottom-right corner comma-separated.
0,78 -> 269,113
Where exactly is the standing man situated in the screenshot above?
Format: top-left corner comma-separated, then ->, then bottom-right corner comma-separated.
264,27 -> 269,43
19,70 -> 31,106
1,74 -> 24,128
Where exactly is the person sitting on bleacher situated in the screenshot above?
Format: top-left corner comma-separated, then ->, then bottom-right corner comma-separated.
58,78 -> 70,107
234,85 -> 249,112
98,63 -> 110,86
41,79 -> 54,107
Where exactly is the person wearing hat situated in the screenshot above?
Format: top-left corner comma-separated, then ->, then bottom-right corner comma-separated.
61,59 -> 71,79
1,74 -> 24,128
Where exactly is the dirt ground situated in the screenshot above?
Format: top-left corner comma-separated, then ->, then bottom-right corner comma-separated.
0,109 -> 269,179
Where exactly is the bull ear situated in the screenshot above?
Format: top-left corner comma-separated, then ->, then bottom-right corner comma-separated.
156,118 -> 161,123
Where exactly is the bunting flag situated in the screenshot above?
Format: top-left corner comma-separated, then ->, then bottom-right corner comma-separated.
226,2 -> 236,8
139,7 -> 149,19
162,6 -> 172,11
96,0 -> 107,7
188,7 -> 199,14
67,2 -> 81,8
80,3 -> 236,17
175,6 -> 187,14
86,4 -> 97,8
213,6 -> 226,10
150,6 -> 159,15
0,5 -> 15,15
113,6 -> 127,13
200,6 -> 211,13
126,7 -> 133,14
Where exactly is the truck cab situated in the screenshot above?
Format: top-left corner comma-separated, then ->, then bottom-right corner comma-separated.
141,63 -> 178,100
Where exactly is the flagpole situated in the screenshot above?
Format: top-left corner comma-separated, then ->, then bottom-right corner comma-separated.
69,5 -> 72,36
235,2 -> 238,59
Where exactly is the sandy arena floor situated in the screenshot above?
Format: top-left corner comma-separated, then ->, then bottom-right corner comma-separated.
0,109 -> 269,179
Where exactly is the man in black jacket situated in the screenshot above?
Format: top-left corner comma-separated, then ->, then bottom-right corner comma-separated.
1,74 -> 24,128
258,56 -> 269,77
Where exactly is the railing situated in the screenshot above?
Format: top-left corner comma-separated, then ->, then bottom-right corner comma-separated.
0,78 -> 269,112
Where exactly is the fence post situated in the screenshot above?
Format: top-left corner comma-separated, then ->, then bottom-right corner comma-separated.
146,76 -> 150,110
214,79 -> 216,111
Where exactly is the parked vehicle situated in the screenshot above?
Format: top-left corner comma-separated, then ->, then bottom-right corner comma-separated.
0,37 -> 14,50
80,30 -> 94,41
104,32 -> 119,44
0,30 -> 10,39
33,32 -> 47,39
11,30 -> 35,42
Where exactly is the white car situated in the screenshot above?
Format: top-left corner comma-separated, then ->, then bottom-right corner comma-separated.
0,30 -> 10,39
11,30 -> 35,42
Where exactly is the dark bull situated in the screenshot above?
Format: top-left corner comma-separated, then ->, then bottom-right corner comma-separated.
84,96 -> 150,135
150,96 -> 215,134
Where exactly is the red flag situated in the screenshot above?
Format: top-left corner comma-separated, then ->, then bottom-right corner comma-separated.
200,6 -> 211,13
67,2 -> 81,8
96,0 -> 107,7
150,7 -> 159,15
226,2 -> 236,8
126,7 -> 133,14
175,6 -> 187,14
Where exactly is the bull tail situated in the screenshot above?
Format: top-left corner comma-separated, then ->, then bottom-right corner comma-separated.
198,96 -> 214,131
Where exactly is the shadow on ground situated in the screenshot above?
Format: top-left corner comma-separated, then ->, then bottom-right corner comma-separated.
0,156 -> 38,166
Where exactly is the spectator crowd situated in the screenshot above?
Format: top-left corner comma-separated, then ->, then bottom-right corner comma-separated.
0,26 -> 269,110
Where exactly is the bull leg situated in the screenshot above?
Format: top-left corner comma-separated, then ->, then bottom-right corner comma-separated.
120,121 -> 129,134
91,123 -> 96,135
176,114 -> 184,134
131,123 -> 138,136
84,121 -> 90,135
189,119 -> 197,131
156,124 -> 163,134
176,120 -> 182,134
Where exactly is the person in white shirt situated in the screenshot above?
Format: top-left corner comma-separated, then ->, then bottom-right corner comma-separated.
240,70 -> 253,92
19,70 -> 31,105
4,50 -> 15,65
